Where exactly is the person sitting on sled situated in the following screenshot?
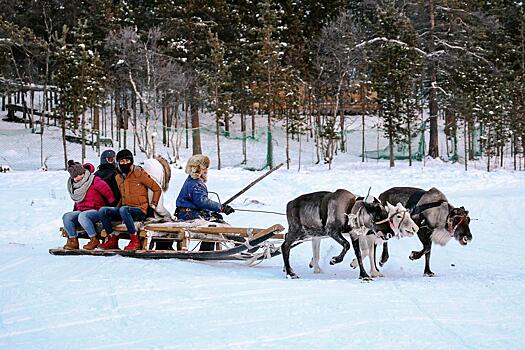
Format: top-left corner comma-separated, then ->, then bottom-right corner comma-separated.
175,155 -> 235,251
98,149 -> 162,251
175,154 -> 235,221
62,160 -> 115,250
94,149 -> 120,206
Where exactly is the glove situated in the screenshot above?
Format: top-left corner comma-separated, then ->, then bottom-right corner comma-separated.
222,205 -> 235,215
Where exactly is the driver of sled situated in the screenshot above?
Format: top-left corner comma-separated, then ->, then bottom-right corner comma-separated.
98,149 -> 162,251
175,154 -> 235,251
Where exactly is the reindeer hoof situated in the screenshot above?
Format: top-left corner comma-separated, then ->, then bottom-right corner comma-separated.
359,275 -> 372,282
379,261 -> 385,267
350,259 -> 357,269
313,267 -> 321,274
409,251 -> 419,260
330,257 -> 341,265
424,271 -> 435,277
371,271 -> 384,278
286,273 -> 299,279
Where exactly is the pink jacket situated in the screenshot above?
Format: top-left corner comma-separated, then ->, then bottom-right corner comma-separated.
74,176 -> 116,211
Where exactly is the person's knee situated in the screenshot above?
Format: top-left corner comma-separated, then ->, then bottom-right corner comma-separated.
62,212 -> 73,222
119,206 -> 129,216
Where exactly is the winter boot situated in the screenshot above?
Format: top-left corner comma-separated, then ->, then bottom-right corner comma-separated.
63,237 -> 79,250
124,234 -> 141,251
83,236 -> 100,250
98,234 -> 119,250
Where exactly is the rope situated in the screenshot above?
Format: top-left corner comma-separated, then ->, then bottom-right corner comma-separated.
244,241 -> 279,266
233,208 -> 286,216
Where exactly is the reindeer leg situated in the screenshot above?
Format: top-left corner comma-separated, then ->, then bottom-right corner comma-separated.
350,235 -> 371,280
281,235 -> 299,279
423,247 -> 434,277
328,232 -> 351,266
309,237 -> 322,273
409,227 -> 431,260
379,242 -> 389,267
369,238 -> 383,278
410,228 -> 434,276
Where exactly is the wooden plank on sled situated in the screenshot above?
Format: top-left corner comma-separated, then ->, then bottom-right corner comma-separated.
144,224 -> 285,239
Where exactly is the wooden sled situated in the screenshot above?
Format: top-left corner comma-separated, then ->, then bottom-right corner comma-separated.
49,223 -> 285,262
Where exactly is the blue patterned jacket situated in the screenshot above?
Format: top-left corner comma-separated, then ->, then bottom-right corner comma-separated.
175,176 -> 222,220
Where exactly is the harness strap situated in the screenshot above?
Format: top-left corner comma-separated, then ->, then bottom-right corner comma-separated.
405,190 -> 426,212
411,199 -> 447,216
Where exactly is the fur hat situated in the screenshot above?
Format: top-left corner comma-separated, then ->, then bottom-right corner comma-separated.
67,160 -> 85,179
185,154 -> 210,179
116,149 -> 134,163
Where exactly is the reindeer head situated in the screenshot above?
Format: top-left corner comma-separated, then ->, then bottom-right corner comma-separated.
386,202 -> 419,238
448,206 -> 472,246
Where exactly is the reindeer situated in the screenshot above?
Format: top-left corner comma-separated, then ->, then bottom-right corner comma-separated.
309,201 -> 418,277
281,190 -> 389,280
379,187 -> 472,276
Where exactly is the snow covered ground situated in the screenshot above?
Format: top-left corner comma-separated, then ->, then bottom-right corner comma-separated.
1,158 -> 524,350
1,113 -> 525,349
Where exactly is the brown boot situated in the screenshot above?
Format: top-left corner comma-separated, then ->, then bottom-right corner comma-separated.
63,237 -> 79,250
83,237 -> 100,250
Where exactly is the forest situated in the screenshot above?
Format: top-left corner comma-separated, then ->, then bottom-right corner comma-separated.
1,0 -> 524,171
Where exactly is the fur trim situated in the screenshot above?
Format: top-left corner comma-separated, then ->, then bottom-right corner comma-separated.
155,155 -> 171,192
185,155 -> 210,180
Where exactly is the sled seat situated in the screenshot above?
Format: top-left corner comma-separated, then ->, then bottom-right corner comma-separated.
142,223 -> 285,251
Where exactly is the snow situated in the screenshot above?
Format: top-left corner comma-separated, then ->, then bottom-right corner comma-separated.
1,117 -> 525,349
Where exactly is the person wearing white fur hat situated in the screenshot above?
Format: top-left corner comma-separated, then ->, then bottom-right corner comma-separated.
175,154 -> 234,222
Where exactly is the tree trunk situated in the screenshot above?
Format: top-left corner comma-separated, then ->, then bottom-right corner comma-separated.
61,112 -> 68,170
251,105 -> 256,138
464,116 -> 468,171
361,114 -> 366,162
241,112 -> 247,164
267,113 -> 273,169
286,113 -> 290,170
190,84 -> 202,155
81,110 -> 86,164
389,127 -> 395,168
94,107 -> 100,156
216,112 -> 221,170
427,0 -> 439,159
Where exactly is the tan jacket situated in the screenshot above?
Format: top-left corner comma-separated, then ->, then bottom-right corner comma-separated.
116,166 -> 161,214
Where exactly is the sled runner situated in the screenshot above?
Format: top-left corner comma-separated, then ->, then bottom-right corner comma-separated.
49,222 -> 285,262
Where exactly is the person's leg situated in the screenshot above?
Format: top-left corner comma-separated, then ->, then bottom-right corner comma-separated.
98,207 -> 122,249
98,206 -> 121,235
119,206 -> 145,250
118,206 -> 145,234
62,211 -> 80,249
62,211 -> 81,238
78,210 -> 100,237
78,210 -> 101,250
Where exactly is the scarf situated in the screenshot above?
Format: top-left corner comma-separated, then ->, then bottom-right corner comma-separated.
67,169 -> 95,203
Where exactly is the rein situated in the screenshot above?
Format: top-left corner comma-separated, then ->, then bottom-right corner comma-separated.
375,209 -> 408,234
446,211 -> 468,235
233,208 -> 286,216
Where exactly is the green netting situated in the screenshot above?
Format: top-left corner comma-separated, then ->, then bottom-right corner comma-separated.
363,120 -> 427,161
195,124 -> 272,170
197,124 -> 267,142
